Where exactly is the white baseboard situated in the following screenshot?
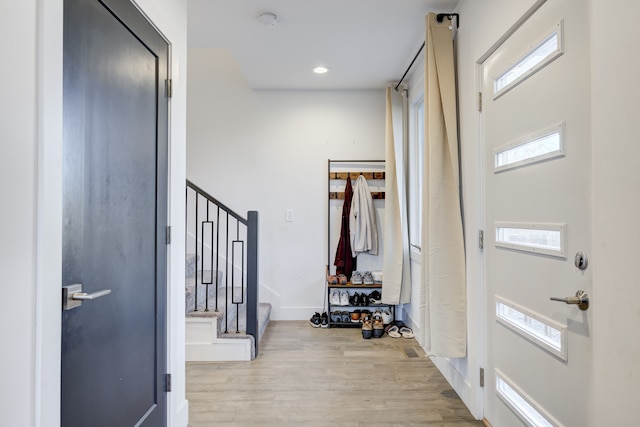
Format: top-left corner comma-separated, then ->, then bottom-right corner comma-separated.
430,355 -> 474,415
185,317 -> 252,361
170,399 -> 189,427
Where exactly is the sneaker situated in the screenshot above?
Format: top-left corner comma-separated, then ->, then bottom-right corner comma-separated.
351,271 -> 363,285
360,293 -> 370,306
349,292 -> 361,306
329,290 -> 341,305
341,311 -> 351,323
351,310 -> 361,322
382,309 -> 393,325
363,271 -> 374,285
331,311 -> 342,323
369,290 -> 382,304
320,312 -> 329,328
309,312 -> 322,328
340,291 -> 349,306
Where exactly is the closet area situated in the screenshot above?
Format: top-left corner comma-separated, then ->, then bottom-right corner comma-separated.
326,159 -> 394,328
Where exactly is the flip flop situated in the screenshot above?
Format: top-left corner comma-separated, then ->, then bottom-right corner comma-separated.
399,326 -> 414,339
385,324 -> 401,338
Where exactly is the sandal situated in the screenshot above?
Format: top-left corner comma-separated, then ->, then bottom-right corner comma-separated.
385,324 -> 401,338
399,326 -> 414,339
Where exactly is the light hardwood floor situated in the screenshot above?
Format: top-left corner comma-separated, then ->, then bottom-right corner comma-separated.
187,320 -> 483,427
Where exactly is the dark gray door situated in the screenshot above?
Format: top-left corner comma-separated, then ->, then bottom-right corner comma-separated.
61,0 -> 168,425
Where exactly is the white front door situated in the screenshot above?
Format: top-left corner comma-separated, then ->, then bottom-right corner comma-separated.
481,1 -> 591,426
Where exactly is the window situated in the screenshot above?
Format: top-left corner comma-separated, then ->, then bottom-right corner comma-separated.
408,98 -> 424,249
495,222 -> 566,258
494,123 -> 565,172
494,21 -> 564,99
495,296 -> 567,360
496,370 -> 562,427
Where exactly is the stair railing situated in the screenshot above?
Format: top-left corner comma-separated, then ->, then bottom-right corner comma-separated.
186,180 -> 259,354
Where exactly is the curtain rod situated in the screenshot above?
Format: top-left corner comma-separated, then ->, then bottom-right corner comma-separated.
394,13 -> 459,92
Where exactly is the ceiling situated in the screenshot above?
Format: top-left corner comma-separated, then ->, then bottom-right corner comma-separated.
187,0 -> 460,90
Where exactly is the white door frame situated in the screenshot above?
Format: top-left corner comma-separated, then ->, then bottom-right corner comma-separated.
474,0 -> 549,421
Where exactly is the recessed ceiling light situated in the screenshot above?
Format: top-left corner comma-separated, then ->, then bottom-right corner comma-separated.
312,66 -> 330,74
257,11 -> 278,27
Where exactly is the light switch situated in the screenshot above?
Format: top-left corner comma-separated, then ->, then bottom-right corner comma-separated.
285,209 -> 294,222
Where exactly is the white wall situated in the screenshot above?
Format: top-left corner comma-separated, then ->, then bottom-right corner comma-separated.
0,0 -> 189,425
590,0 -> 640,424
187,48 -> 385,319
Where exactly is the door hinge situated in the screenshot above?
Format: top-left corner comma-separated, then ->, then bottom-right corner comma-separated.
478,92 -> 483,112
478,229 -> 484,250
480,368 -> 485,387
165,373 -> 172,392
166,79 -> 173,98
166,226 -> 171,245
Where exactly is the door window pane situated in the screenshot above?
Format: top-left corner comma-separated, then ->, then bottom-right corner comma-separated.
496,296 -> 566,360
496,370 -> 561,427
495,222 -> 565,258
495,123 -> 564,172
494,21 -> 564,98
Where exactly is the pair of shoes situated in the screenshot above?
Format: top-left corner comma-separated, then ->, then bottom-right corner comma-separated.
351,271 -> 363,285
309,312 -> 322,328
348,292 -> 371,306
362,316 -> 373,339
384,321 -> 414,338
329,290 -> 341,305
363,271 -> 374,285
372,314 -> 385,338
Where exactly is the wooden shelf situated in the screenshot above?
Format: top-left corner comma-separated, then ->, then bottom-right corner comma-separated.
329,191 -> 385,200
329,171 -> 385,180
327,283 -> 383,288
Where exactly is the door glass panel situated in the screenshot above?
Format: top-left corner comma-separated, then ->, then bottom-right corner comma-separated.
494,21 -> 564,99
496,296 -> 566,360
495,123 -> 564,172
496,370 -> 562,427
495,222 -> 565,258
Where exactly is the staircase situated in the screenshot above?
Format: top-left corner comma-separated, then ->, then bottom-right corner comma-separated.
185,180 -> 271,361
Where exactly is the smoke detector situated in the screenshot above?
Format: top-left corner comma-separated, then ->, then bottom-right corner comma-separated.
258,11 -> 279,27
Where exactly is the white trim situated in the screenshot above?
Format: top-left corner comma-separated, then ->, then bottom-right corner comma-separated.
495,296 -> 567,361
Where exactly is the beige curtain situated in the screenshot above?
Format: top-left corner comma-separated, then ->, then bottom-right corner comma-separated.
382,87 -> 411,305
421,13 -> 466,357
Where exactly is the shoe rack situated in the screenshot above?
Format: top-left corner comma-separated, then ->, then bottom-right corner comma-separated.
326,159 -> 394,328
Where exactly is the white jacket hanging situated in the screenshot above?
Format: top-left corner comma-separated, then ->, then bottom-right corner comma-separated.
349,175 -> 379,257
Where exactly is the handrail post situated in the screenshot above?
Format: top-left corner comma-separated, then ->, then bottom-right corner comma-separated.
246,211 -> 259,356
